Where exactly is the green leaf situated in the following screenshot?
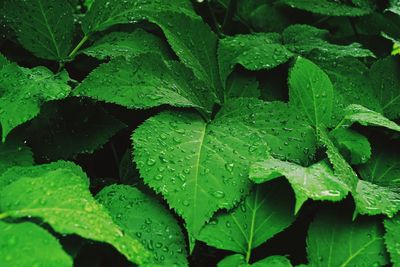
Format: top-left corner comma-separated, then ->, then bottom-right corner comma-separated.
338,104 -> 400,132
218,254 -> 292,267
218,33 -> 293,88
384,215 -> 400,266
199,181 -> 295,258
23,100 -> 126,160
3,0 -> 74,60
307,208 -> 388,267
0,221 -> 72,267
96,185 -> 188,266
278,0 -> 374,16
82,30 -> 172,60
0,161 -> 151,265
225,72 -> 260,99
74,54 -> 215,115
250,159 -> 349,213
330,128 -> 371,164
370,57 -> 400,120
0,60 -> 71,142
283,24 -> 374,58
0,138 -> 33,175
133,98 -> 316,239
387,0 -> 400,15
289,57 -> 333,128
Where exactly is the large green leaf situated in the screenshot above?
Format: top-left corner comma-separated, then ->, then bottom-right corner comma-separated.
307,208 -> 388,267
74,54 -> 215,115
218,254 -> 292,267
82,30 -> 172,60
3,0 -> 74,60
278,0 -> 374,16
199,181 -> 295,258
133,98 -> 316,240
330,128 -> 371,164
218,33 -> 293,88
0,161 -> 151,265
283,25 -> 374,58
0,59 -> 71,142
338,104 -> 400,132
289,57 -> 333,128
250,159 -> 349,213
97,185 -> 188,266
384,215 -> 400,266
0,138 -> 33,175
0,221 -> 72,267
370,57 -> 400,120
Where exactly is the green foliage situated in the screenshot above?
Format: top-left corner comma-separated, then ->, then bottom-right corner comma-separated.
1,0 -> 400,266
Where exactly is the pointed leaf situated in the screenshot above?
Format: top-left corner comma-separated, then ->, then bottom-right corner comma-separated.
82,30 -> 172,60
0,60 -> 71,141
384,215 -> 400,266
307,208 -> 388,267
279,0 -> 374,16
3,0 -> 74,60
250,159 -> 349,213
199,181 -> 295,254
97,185 -> 188,266
218,33 -> 293,87
218,254 -> 292,267
0,221 -> 72,267
0,161 -> 151,265
370,57 -> 400,120
289,57 -> 333,128
74,54 -> 214,115
133,98 -> 316,237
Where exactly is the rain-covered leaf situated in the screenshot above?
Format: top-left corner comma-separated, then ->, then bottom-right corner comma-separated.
307,207 -> 388,267
283,24 -> 374,58
3,0 -> 74,60
278,0 -> 374,16
384,215 -> 400,266
74,54 -> 215,115
218,254 -> 292,267
330,128 -> 371,164
133,98 -> 316,240
0,221 -> 72,267
82,30 -> 172,60
23,99 -> 126,160
289,57 -> 333,128
0,59 -> 71,142
370,57 -> 400,120
97,185 -> 188,266
0,161 -> 151,265
250,159 -> 349,213
199,181 -> 295,256
218,33 -> 293,87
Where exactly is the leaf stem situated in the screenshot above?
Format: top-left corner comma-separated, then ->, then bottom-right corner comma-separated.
68,35 -> 89,59
204,0 -> 222,36
221,0 -> 237,34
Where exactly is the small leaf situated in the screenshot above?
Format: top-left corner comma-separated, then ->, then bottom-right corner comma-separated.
279,0 -> 374,16
0,59 -> 71,141
370,56 -> 400,120
250,159 -> 349,213
133,98 -> 316,240
339,104 -> 400,132
330,128 -> 371,164
97,185 -> 188,266
218,33 -> 293,88
74,54 -> 215,115
0,161 -> 151,265
0,221 -> 72,267
289,57 -> 333,128
307,207 -> 388,267
384,215 -> 400,266
3,0 -> 74,60
199,181 -> 295,256
218,254 -> 292,267
82,30 -> 172,60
